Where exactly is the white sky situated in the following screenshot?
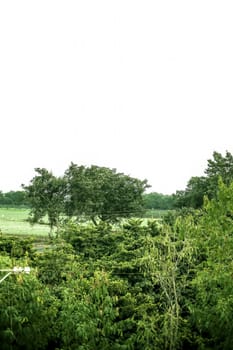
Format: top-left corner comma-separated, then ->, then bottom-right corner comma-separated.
1,1 -> 233,194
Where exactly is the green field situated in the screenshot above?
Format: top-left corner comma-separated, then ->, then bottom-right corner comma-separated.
0,208 -> 50,237
0,207 -> 166,238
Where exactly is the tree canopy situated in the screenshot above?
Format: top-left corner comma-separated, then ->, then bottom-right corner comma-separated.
174,150 -> 233,208
23,164 -> 149,227
143,192 -> 174,210
22,168 -> 65,229
0,191 -> 28,206
64,163 -> 149,223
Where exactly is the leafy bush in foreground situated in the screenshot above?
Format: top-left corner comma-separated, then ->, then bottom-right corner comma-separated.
1,180 -> 233,349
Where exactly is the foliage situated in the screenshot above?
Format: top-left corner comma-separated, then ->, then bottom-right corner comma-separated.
174,177 -> 208,209
205,150 -> 233,198
22,168 -> 65,230
23,164 -> 149,227
0,269 -> 59,350
143,192 -> 175,210
59,270 -> 125,350
0,191 -> 28,207
64,163 -> 149,223
1,179 -> 233,348
32,240 -> 78,287
0,236 -> 34,258
61,219 -> 194,349
174,150 -> 233,209
184,180 -> 233,349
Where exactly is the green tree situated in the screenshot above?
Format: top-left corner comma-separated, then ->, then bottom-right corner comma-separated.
64,163 -> 149,224
174,150 -> 233,209
174,176 -> 208,209
205,150 -> 233,198
0,191 -> 28,206
186,179 -> 233,349
23,165 -> 149,227
22,168 -> 65,231
143,192 -> 175,210
59,270 -> 124,350
0,269 -> 59,350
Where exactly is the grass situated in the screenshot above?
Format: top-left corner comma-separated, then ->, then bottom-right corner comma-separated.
0,207 -> 50,237
0,207 -> 167,238
0,207 -> 167,252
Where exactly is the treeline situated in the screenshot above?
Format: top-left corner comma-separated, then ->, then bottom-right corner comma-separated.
143,192 -> 175,210
174,150 -> 233,208
144,150 -> 233,211
0,189 -> 175,210
1,150 -> 233,214
0,191 -> 28,207
144,150 -> 233,212
1,179 -> 233,349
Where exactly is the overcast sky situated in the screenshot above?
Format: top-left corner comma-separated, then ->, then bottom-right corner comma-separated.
1,1 -> 233,194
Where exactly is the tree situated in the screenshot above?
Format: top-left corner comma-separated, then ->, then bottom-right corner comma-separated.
174,176 -> 208,209
0,256 -> 59,350
174,150 -> 233,209
22,168 -> 65,230
6,191 -> 28,206
205,150 -> 233,198
23,164 -> 149,227
186,179 -> 233,348
143,192 -> 175,210
64,163 -> 149,224
0,191 -> 28,207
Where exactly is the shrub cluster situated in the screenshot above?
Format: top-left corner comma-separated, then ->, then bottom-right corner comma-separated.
1,181 -> 233,349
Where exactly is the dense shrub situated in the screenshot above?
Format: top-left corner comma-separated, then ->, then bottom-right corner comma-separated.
1,181 -> 233,349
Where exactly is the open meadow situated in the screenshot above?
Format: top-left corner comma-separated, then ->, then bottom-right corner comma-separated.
0,207 -> 166,238
0,207 -> 50,237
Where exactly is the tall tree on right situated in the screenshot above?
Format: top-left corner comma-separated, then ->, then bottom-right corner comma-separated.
174,150 -> 233,208
205,150 -> 233,198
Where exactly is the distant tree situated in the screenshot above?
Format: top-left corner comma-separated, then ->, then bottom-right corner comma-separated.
22,168 -> 65,230
0,191 -> 28,207
64,163 -> 149,224
143,192 -> 174,210
205,150 -> 233,198
7,191 -> 27,206
174,176 -> 208,209
0,191 -> 14,206
174,150 -> 233,209
0,191 -> 12,206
